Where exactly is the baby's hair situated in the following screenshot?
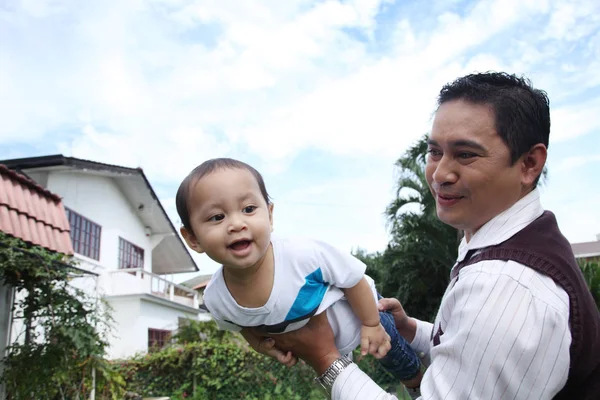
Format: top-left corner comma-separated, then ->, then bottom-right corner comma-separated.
176,158 -> 271,231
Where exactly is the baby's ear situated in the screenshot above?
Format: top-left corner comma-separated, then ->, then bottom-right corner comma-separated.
268,203 -> 274,232
181,227 -> 204,253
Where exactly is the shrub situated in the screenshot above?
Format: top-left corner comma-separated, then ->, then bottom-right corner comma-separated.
116,319 -> 405,399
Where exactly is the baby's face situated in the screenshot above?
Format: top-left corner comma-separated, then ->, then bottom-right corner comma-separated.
185,167 -> 273,271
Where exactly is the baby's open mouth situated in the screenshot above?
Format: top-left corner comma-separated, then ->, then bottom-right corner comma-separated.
229,240 -> 251,250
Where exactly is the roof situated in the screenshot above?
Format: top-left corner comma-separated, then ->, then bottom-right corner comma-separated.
0,155 -> 198,274
0,164 -> 73,254
180,273 -> 214,290
571,240 -> 600,258
193,280 -> 211,290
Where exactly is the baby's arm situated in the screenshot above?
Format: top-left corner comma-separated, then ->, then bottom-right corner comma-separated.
241,328 -> 297,367
343,277 -> 391,358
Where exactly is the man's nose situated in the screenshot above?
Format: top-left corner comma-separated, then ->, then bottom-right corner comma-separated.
432,156 -> 458,186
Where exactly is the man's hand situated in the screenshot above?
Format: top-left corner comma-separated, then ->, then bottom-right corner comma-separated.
242,328 -> 297,367
268,312 -> 342,375
378,297 -> 417,343
256,337 -> 298,367
360,323 -> 391,358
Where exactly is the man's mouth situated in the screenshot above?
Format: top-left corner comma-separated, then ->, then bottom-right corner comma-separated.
438,193 -> 463,200
436,193 -> 465,206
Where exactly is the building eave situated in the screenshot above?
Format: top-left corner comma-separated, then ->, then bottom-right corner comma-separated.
105,293 -> 206,314
0,155 -> 199,273
574,252 -> 600,259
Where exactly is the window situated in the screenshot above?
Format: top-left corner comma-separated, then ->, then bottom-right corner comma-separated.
118,237 -> 145,270
65,208 -> 101,260
148,328 -> 171,350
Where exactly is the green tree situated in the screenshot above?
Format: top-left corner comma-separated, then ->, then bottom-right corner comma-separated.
579,260 -> 600,309
365,135 -> 459,322
173,319 -> 238,345
0,232 -> 124,399
352,248 -> 385,292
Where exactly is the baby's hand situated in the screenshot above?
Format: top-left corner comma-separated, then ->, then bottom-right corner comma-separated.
360,323 -> 391,359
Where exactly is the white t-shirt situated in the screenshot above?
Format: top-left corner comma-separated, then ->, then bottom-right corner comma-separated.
203,236 -> 378,355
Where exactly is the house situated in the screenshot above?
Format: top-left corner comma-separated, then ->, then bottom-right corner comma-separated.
1,155 -> 208,359
571,234 -> 600,263
180,273 -> 214,306
0,164 -> 75,398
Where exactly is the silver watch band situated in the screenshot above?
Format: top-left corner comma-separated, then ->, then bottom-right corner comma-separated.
314,355 -> 353,397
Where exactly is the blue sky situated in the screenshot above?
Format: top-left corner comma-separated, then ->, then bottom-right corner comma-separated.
1,0 -> 599,279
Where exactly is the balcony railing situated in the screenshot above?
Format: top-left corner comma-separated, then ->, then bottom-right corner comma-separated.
108,268 -> 199,309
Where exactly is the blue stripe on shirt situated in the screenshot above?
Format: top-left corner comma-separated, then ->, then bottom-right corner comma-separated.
285,268 -> 329,321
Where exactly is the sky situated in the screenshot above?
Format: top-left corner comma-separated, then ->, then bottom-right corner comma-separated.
1,0 -> 599,280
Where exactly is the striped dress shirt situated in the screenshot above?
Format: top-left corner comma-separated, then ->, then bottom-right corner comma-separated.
332,189 -> 571,399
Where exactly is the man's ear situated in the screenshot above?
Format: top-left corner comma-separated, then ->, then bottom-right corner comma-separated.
520,143 -> 547,187
180,227 -> 204,254
268,203 -> 274,232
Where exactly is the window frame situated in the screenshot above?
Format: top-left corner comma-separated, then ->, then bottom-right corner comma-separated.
65,207 -> 102,261
147,328 -> 171,351
118,237 -> 145,270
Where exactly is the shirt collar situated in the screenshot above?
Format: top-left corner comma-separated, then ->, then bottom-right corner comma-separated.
456,189 -> 544,262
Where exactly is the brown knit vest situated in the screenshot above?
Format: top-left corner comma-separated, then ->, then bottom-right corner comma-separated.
454,211 -> 600,399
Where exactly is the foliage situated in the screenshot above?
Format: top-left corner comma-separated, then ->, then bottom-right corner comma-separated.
117,320 -> 410,399
578,260 -> 600,309
173,317 -> 234,345
0,232 -> 124,400
115,320 -> 324,399
353,248 -> 386,292
359,135 -> 458,322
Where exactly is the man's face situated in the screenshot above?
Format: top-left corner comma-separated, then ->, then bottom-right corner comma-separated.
426,99 -> 525,240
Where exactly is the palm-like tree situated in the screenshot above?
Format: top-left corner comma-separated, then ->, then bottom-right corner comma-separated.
374,135 -> 459,322
385,136 -> 435,225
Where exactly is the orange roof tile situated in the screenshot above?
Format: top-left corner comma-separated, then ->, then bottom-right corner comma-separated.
0,164 -> 73,255
192,280 -> 211,290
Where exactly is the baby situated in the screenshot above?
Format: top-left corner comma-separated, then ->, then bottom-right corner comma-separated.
176,158 -> 422,387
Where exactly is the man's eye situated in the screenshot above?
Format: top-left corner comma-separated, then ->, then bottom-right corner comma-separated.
243,206 -> 257,213
427,149 -> 442,157
208,214 -> 224,222
458,152 -> 476,159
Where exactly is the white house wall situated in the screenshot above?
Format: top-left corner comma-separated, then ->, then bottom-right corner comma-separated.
139,298 -> 199,333
15,169 -> 205,360
45,171 -> 152,277
107,296 -> 199,359
105,296 -> 143,359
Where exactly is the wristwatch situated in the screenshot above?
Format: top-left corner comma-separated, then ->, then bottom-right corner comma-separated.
314,355 -> 353,397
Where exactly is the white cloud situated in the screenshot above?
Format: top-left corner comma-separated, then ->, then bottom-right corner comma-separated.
57,123 -> 231,184
543,0 -> 600,41
546,196 -> 600,243
274,175 -> 396,253
2,0 -> 600,263
5,0 -> 594,167
552,154 -> 600,172
550,97 -> 600,143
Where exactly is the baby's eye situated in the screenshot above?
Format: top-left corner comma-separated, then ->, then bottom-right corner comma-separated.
208,214 -> 224,222
243,205 -> 257,214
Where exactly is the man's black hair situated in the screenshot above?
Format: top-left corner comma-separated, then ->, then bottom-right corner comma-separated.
438,72 -> 550,169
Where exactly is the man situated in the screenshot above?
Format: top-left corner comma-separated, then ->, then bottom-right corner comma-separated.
260,72 -> 600,399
